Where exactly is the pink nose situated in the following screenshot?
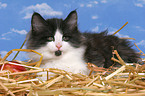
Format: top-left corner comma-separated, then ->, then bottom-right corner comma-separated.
56,44 -> 62,50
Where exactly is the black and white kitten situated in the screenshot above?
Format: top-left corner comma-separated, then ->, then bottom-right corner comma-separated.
26,10 -> 139,75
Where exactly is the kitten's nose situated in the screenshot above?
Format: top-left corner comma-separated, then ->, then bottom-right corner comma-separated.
56,43 -> 62,50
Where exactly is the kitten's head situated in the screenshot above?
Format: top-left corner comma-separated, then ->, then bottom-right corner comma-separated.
26,10 -> 83,57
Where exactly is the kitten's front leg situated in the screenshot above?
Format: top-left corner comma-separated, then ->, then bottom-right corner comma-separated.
103,58 -> 113,68
103,51 -> 113,68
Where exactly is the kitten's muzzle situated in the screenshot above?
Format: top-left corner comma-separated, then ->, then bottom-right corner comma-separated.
55,50 -> 62,56
56,43 -> 62,50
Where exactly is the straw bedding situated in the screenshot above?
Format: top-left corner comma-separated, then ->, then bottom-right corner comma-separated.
0,46 -> 144,96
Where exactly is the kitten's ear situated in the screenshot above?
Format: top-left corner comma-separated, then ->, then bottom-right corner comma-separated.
64,10 -> 77,30
31,12 -> 47,33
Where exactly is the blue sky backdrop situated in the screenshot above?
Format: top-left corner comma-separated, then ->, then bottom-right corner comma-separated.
0,0 -> 145,60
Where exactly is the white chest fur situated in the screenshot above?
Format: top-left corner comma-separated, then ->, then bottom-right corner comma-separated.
39,46 -> 89,75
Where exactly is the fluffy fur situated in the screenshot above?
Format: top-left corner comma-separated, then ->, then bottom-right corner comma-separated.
83,31 -> 139,68
26,10 -> 139,75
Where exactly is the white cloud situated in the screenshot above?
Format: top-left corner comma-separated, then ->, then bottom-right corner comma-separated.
80,4 -> 85,7
92,26 -> 99,32
0,2 -> 7,9
134,26 -> 145,31
1,32 -> 12,37
135,26 -> 141,29
79,0 -> 108,8
136,40 -> 145,48
87,4 -> 93,7
0,29 -> 27,40
88,1 -> 99,7
92,15 -> 99,19
109,31 -> 130,38
94,1 -> 99,4
0,37 -> 10,40
108,27 -> 130,38
116,33 -> 130,38
11,28 -> 27,35
134,0 -> 145,7
100,0 -> 107,3
135,3 -> 143,7
0,32 -> 12,40
138,40 -> 145,45
80,1 -> 99,8
64,4 -> 70,8
21,3 -> 63,19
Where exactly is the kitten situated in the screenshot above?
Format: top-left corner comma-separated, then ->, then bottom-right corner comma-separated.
26,10 -> 139,75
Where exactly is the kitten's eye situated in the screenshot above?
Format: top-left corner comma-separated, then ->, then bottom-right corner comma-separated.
62,36 -> 70,41
47,36 -> 54,41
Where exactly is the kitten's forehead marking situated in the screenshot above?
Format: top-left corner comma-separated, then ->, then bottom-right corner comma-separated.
54,29 -> 63,43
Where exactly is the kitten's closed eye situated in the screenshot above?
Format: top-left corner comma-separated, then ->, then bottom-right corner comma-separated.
62,36 -> 70,41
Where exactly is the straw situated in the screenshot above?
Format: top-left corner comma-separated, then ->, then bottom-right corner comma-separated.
112,22 -> 128,36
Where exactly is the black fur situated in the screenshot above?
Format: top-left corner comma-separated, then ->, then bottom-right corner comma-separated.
83,31 -> 139,68
26,10 -> 140,68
